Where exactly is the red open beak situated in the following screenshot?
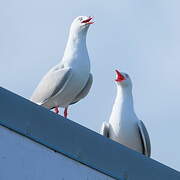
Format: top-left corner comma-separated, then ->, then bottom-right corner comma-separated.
115,70 -> 126,82
81,17 -> 94,24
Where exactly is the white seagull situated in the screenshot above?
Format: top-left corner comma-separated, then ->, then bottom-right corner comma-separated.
101,70 -> 151,157
31,16 -> 94,118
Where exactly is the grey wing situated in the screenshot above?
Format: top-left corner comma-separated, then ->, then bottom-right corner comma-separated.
100,122 -> 110,138
31,66 -> 72,105
138,120 -> 151,157
70,73 -> 93,105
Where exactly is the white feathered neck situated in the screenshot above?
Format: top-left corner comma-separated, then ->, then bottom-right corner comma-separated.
63,27 -> 88,59
109,84 -> 138,126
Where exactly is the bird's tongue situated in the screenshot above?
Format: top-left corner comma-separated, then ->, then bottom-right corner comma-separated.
81,17 -> 94,24
115,70 -> 125,82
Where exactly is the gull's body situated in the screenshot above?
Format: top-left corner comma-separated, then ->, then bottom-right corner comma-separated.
101,71 -> 151,157
31,16 -> 94,117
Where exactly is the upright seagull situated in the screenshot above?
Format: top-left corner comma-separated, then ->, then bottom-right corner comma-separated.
101,70 -> 151,157
31,16 -> 94,118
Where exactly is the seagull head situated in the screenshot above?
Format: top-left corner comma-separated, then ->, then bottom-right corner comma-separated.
115,70 -> 132,88
70,16 -> 94,35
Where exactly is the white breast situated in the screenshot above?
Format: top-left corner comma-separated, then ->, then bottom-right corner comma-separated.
109,87 -> 143,153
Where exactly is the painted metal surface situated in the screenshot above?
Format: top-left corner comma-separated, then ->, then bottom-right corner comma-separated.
0,87 -> 180,180
0,125 -> 114,180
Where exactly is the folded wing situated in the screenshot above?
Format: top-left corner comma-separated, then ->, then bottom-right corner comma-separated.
31,67 -> 72,105
138,120 -> 151,157
100,122 -> 110,138
70,73 -> 93,105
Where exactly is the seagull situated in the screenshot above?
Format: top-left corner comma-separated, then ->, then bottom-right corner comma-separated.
100,70 -> 151,157
30,16 -> 94,118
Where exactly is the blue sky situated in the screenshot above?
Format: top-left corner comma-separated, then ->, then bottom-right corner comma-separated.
1,0 -> 180,170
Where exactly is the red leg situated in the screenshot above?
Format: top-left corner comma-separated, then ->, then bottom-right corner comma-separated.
64,107 -> 68,118
54,106 -> 59,114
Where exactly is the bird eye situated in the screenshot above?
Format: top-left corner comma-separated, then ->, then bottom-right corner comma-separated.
79,17 -> 83,21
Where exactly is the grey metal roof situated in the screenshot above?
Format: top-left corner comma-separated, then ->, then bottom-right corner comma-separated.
0,87 -> 180,180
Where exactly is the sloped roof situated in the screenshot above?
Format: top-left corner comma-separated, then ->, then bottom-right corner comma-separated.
0,87 -> 179,180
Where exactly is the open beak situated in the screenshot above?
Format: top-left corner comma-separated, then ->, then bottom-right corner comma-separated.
115,70 -> 126,82
81,17 -> 94,24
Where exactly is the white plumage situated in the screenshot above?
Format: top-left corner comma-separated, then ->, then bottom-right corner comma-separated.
101,70 -> 151,157
31,16 -> 94,117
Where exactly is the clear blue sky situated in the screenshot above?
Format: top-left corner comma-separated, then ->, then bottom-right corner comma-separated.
1,0 -> 180,171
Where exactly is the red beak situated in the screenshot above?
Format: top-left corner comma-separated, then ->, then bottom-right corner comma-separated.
115,70 -> 125,82
81,17 -> 94,24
